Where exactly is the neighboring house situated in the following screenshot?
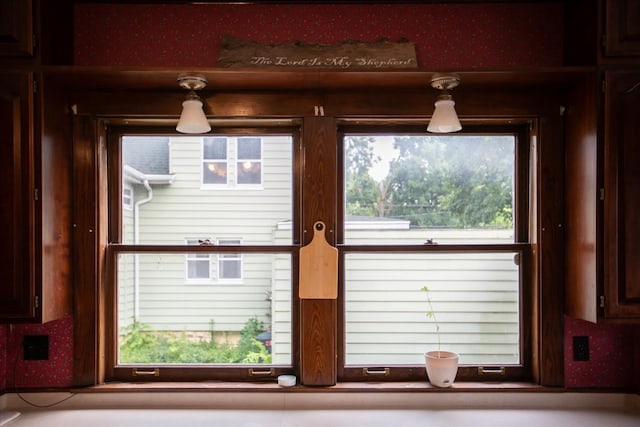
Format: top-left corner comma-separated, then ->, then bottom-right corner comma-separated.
119,136 -> 518,366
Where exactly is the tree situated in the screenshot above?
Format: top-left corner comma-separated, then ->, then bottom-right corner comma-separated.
344,134 -> 514,229
344,136 -> 383,217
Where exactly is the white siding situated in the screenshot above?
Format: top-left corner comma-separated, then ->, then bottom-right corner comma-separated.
119,136 -> 293,354
343,228 -> 519,366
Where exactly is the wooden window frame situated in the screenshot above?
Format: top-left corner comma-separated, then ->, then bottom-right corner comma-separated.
71,85 -> 565,388
335,124 -> 533,382
102,125 -> 300,383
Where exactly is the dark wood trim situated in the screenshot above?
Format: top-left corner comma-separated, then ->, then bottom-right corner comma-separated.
68,79 -> 573,387
72,115 -> 109,385
536,113 -> 565,387
299,116 -> 338,385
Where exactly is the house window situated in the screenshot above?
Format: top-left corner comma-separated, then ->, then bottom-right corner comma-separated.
185,238 -> 211,281
202,136 -> 263,187
202,137 -> 228,185
338,125 -> 532,381
122,185 -> 133,210
237,137 -> 262,185
216,238 -> 242,280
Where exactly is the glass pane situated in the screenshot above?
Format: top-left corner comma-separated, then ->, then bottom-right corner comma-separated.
237,161 -> 262,184
344,252 -> 520,366
238,137 -> 261,159
187,259 -> 210,279
117,252 -> 292,365
343,134 -> 515,243
203,137 -> 227,159
220,258 -> 241,279
202,161 -> 227,184
121,135 -> 293,244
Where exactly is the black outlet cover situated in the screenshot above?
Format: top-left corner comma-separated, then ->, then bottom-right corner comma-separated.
573,335 -> 589,361
23,335 -> 49,360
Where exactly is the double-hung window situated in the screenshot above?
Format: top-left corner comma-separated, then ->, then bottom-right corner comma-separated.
338,124 -> 532,382
217,238 -> 242,281
107,127 -> 298,380
105,119 -> 535,384
185,238 -> 212,282
202,136 -> 263,187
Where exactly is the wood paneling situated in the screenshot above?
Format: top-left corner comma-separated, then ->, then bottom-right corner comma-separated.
605,0 -> 640,57
604,71 -> 640,320
300,116 -> 337,385
39,75 -> 73,323
0,0 -> 33,57
72,115 -> 102,385
0,73 -> 73,324
0,73 -> 34,319
565,72 -> 600,323
536,112 -> 565,386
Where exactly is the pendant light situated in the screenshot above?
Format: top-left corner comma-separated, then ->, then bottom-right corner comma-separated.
176,75 -> 211,134
427,74 -> 462,133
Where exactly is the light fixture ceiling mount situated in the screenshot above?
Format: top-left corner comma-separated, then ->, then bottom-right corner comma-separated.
427,73 -> 462,134
176,74 -> 211,134
177,75 -> 208,92
429,74 -> 461,92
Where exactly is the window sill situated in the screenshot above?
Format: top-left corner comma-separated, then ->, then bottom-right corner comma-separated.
79,381 -> 548,393
7,384 -> 639,414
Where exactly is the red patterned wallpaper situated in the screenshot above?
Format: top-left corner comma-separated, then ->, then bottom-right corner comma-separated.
74,3 -> 563,68
0,317 -> 73,391
0,2 -> 638,393
0,325 -> 6,391
564,316 -> 638,389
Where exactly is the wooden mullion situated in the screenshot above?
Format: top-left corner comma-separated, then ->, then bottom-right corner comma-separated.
299,115 -> 338,386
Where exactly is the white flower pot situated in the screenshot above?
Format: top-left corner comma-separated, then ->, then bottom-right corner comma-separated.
425,350 -> 459,388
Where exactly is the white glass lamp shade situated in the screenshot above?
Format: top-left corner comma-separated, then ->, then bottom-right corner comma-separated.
176,98 -> 211,134
427,98 -> 461,133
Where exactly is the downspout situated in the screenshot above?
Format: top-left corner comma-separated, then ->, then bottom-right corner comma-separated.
134,179 -> 153,320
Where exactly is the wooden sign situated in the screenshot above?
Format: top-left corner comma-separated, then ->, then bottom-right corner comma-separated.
218,35 -> 417,69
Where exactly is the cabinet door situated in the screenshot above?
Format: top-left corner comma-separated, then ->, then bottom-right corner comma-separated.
605,0 -> 640,56
0,73 -> 35,319
0,0 -> 33,56
604,71 -> 640,319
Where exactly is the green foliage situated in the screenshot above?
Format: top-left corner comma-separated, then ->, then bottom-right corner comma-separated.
119,317 -> 272,364
345,136 -> 382,217
421,285 -> 441,352
344,134 -> 514,229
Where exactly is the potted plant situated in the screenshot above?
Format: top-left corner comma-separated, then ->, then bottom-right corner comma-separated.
421,285 -> 459,387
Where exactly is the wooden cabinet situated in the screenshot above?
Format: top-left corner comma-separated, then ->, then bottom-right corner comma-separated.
565,70 -> 640,323
604,0 -> 640,57
0,73 -> 35,318
0,0 -> 33,57
0,72 -> 72,323
603,70 -> 640,320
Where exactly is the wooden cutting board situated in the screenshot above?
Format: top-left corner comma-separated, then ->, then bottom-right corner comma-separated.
299,221 -> 338,299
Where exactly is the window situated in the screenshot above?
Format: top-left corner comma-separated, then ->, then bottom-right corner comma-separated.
202,136 -> 263,187
122,185 -> 133,210
79,83 -> 564,388
216,238 -> 242,281
338,125 -> 532,381
185,238 -> 211,281
202,137 -> 228,185
237,137 -> 262,185
106,128 -> 297,380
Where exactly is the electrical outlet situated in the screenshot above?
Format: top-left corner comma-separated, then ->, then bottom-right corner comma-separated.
23,335 -> 49,360
573,335 -> 589,361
